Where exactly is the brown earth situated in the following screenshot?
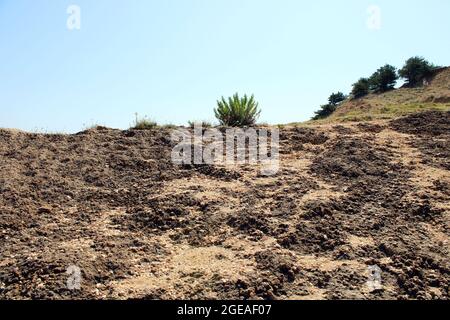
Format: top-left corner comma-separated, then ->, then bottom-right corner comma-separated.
0,111 -> 449,300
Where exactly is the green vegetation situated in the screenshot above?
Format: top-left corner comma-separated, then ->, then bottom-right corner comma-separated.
132,56 -> 444,127
214,93 -> 261,127
131,113 -> 158,130
369,64 -> 398,93
351,64 -> 399,99
328,92 -> 346,106
188,120 -> 213,128
399,57 -> 439,87
348,57 -> 439,100
312,104 -> 336,120
311,56 -> 444,122
351,78 -> 370,99
312,92 -> 346,120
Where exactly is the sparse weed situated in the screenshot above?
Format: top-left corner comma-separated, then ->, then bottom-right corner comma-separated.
131,113 -> 158,130
188,120 -> 213,128
161,123 -> 178,129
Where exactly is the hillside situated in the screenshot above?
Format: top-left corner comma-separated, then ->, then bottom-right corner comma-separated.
1,67 -> 449,301
0,109 -> 449,300
325,67 -> 450,122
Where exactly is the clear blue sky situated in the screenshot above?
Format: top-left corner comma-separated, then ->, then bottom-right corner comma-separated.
1,0 -> 449,132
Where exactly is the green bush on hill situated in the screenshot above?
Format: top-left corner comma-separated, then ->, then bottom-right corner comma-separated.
399,57 -> 439,87
214,93 -> 261,127
351,78 -> 370,99
369,64 -> 398,93
328,92 -> 346,106
312,92 -> 347,120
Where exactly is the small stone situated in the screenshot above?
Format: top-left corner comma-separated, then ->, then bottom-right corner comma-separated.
38,207 -> 52,214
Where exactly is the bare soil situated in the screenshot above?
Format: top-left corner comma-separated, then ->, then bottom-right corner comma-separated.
0,111 -> 449,300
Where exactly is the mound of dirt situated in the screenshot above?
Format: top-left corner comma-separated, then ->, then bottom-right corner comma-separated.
0,117 -> 449,300
280,127 -> 329,153
357,123 -> 385,134
310,137 -> 405,184
391,111 -> 450,170
390,111 -> 450,136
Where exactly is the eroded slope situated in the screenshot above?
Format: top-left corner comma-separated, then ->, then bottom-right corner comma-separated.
0,112 -> 449,300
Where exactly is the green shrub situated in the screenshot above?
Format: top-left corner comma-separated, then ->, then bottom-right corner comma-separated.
312,92 -> 347,120
312,104 -> 336,120
328,92 -> 346,106
351,78 -> 370,99
369,64 -> 398,93
399,57 -> 438,87
214,93 -> 261,127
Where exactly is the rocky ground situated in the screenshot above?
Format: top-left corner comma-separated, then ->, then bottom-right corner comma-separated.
0,111 -> 449,300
